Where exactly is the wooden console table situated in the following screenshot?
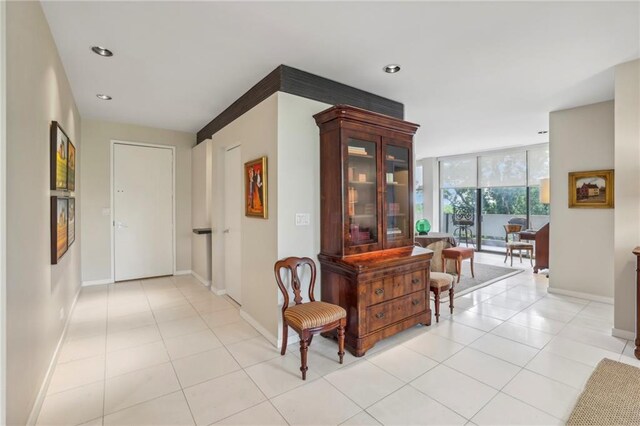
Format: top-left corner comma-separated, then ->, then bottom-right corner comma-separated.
519,223 -> 549,273
634,246 -> 640,359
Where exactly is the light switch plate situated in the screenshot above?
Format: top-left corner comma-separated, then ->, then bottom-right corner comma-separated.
295,213 -> 310,226
102,208 -> 110,216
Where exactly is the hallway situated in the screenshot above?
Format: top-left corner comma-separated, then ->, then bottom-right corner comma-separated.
36,255 -> 638,425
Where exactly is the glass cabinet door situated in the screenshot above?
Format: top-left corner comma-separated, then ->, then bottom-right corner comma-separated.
384,142 -> 411,246
346,137 -> 378,250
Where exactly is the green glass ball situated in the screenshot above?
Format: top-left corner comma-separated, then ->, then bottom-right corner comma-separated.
415,219 -> 431,235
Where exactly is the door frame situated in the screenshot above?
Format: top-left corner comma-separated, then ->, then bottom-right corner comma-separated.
110,140 -> 176,282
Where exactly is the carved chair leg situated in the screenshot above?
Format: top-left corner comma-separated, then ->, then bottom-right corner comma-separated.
434,289 -> 441,322
456,257 -> 461,283
337,319 -> 346,364
449,286 -> 454,314
504,248 -> 509,263
299,332 -> 309,380
281,322 -> 288,356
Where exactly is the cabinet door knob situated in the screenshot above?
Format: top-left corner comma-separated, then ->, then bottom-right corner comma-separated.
412,299 -> 420,306
375,288 -> 384,295
412,278 -> 420,284
375,312 -> 385,319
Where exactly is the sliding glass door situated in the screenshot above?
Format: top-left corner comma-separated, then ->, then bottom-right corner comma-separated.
437,144 -> 549,252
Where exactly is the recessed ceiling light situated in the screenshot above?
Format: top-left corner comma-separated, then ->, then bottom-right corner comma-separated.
91,46 -> 113,57
96,94 -> 112,100
383,64 -> 401,74
538,130 -> 548,134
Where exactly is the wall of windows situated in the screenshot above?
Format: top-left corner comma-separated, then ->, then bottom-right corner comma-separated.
439,144 -> 549,252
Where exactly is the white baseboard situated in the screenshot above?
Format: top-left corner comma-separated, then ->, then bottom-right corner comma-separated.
239,310 -> 278,347
82,278 -> 113,286
26,286 -> 82,425
547,287 -> 614,304
174,270 -> 191,276
612,328 -> 636,340
212,288 -> 226,296
191,271 -> 211,287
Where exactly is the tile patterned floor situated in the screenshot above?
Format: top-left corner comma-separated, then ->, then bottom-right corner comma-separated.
36,252 -> 639,425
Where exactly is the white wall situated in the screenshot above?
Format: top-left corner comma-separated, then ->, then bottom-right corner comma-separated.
81,119 -> 195,283
6,2 -> 82,424
0,1 -> 7,422
276,92 -> 330,344
191,139 -> 212,285
210,93 -> 279,340
549,101 -> 615,300
613,59 -> 640,335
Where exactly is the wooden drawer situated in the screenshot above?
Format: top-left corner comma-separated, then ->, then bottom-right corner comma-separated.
365,270 -> 426,306
366,292 -> 426,333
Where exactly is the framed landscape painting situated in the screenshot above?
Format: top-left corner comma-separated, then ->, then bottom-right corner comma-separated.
50,121 -> 69,191
68,141 -> 76,192
68,198 -> 76,246
51,196 -> 69,264
245,156 -> 268,218
569,169 -> 614,208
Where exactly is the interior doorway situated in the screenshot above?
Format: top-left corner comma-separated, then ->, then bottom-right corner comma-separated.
223,145 -> 242,304
112,142 -> 175,281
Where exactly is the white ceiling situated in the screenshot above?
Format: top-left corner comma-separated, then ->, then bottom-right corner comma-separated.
41,1 -> 639,158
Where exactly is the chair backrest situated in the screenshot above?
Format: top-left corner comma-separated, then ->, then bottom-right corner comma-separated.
453,206 -> 474,226
274,257 -> 317,312
508,217 -> 527,228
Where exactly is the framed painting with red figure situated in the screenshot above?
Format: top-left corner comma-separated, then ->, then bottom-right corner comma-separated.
245,156 -> 268,218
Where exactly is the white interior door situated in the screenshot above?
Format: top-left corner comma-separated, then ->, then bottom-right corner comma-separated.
224,145 -> 242,304
114,143 -> 174,281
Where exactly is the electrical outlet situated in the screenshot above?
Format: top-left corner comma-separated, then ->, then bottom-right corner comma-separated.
295,213 -> 310,226
59,308 -> 65,321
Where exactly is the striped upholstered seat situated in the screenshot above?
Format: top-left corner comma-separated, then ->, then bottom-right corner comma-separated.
275,256 -> 347,380
284,301 -> 346,331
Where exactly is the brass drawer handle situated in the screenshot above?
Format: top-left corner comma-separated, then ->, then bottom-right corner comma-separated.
412,278 -> 420,284
412,299 -> 420,306
375,312 -> 385,319
375,288 -> 384,295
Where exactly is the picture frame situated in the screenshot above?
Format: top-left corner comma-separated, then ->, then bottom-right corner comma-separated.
568,169 -> 614,208
50,121 -> 70,191
245,156 -> 268,218
51,196 -> 69,264
68,198 -> 76,246
67,140 -> 76,192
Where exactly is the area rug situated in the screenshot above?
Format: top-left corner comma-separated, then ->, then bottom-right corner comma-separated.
432,262 -> 522,302
567,358 -> 640,425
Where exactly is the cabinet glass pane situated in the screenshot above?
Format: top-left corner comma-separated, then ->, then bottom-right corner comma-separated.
347,139 -> 378,246
385,145 -> 410,240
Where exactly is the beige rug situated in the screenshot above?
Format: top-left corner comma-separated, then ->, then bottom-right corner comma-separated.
567,358 -> 640,425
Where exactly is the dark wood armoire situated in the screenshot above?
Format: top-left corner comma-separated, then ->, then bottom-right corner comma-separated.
314,105 -> 433,357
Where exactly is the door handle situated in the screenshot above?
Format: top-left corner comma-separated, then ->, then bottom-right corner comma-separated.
223,229 -> 230,234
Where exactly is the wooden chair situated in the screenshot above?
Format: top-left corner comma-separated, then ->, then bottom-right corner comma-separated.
274,257 -> 347,380
505,242 -> 534,267
430,272 -> 455,322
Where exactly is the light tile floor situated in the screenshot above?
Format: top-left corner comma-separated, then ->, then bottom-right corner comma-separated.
37,252 -> 638,425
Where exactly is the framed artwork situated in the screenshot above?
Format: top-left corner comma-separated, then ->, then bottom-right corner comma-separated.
68,198 -> 76,246
245,156 -> 268,218
67,141 -> 76,192
51,196 -> 69,264
50,121 -> 69,190
569,169 -> 614,208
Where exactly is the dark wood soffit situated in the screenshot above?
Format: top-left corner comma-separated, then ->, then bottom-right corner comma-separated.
196,65 -> 404,144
